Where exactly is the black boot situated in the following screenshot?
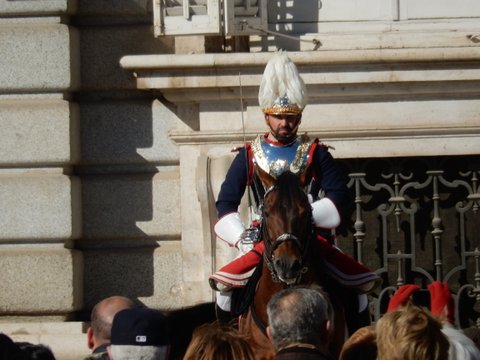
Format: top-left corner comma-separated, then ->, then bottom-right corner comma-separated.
215,304 -> 236,326
344,292 -> 372,335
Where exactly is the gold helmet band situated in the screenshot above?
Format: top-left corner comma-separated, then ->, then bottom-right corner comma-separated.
262,95 -> 303,115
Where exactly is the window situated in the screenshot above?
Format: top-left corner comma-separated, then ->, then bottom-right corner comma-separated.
153,0 -> 267,36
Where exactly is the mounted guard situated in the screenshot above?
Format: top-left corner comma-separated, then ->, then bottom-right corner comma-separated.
209,51 -> 381,326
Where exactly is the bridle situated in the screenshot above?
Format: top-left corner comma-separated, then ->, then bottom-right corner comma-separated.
260,185 -> 314,285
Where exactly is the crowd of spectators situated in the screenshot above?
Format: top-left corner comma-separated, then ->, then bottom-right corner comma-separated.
1,281 -> 480,360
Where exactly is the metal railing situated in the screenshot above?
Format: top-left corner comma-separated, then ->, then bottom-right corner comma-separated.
336,155 -> 480,328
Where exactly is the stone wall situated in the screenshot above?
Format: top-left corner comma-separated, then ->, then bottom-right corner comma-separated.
0,1 -> 184,358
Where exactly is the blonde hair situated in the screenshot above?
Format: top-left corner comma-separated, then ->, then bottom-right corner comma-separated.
183,322 -> 254,360
376,305 -> 449,360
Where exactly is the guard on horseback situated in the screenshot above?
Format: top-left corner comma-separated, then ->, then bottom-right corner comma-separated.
209,51 -> 381,325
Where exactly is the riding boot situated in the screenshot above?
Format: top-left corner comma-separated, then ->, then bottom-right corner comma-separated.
209,242 -> 265,291
314,234 -> 382,294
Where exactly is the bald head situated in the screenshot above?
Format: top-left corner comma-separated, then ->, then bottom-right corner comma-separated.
89,296 -> 135,348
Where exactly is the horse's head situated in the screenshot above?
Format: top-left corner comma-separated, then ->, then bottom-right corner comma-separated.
258,168 -> 313,286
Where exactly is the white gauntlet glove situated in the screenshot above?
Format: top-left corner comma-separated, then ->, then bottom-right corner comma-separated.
311,198 -> 341,228
214,212 -> 245,247
214,213 -> 261,254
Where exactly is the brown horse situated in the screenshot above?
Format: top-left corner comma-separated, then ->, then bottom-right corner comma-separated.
238,169 -> 347,360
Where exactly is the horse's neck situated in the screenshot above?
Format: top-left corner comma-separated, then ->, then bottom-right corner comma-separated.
254,265 -> 285,323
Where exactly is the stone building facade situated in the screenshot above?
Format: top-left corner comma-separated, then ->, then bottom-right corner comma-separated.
0,1 -> 479,358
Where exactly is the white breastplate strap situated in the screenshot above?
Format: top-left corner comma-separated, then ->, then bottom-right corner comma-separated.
311,198 -> 340,228
214,212 -> 246,247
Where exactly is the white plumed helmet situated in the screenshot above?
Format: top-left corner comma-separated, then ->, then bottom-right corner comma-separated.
258,51 -> 307,115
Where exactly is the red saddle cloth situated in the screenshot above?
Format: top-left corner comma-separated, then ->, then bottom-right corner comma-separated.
209,237 -> 381,294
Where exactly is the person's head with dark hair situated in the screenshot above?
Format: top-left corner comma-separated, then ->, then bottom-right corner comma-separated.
15,342 -> 55,360
183,322 -> 254,360
86,295 -> 135,356
266,286 -> 333,358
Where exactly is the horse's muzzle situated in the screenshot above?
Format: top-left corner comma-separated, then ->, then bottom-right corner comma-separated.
266,232 -> 309,285
272,245 -> 307,285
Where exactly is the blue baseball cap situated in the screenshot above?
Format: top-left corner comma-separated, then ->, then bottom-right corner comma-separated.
111,307 -> 170,346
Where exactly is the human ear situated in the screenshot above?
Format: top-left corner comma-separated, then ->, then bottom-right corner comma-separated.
322,320 -> 333,343
325,319 -> 332,334
264,114 -> 270,126
87,327 -> 95,349
266,325 -> 274,343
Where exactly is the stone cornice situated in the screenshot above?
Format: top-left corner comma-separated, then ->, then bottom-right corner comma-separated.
120,48 -> 480,71
120,48 -> 480,102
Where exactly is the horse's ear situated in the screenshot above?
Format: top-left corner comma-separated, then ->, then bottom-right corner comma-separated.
256,167 -> 276,189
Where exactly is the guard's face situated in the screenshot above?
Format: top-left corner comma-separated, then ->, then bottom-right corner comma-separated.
265,113 -> 301,143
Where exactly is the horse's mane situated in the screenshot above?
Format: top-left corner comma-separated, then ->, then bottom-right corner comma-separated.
273,171 -> 308,208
